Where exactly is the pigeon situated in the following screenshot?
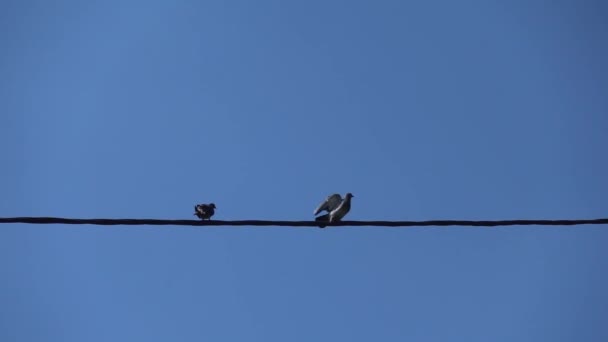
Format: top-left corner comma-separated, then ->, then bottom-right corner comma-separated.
314,193 -> 354,227
194,203 -> 216,220
329,193 -> 354,222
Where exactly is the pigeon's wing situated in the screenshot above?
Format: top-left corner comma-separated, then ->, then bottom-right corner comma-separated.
198,204 -> 211,215
325,194 -> 343,211
313,194 -> 343,216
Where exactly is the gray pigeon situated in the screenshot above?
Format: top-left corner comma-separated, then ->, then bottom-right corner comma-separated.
329,193 -> 354,222
314,193 -> 354,227
194,203 -> 216,220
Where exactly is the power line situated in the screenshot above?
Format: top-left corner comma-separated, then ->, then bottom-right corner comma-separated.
1,217 -> 607,227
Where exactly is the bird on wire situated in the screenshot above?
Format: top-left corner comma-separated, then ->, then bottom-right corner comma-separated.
313,193 -> 354,227
194,203 -> 216,220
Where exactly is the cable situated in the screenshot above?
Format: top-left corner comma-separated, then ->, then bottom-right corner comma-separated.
1,217 -> 607,227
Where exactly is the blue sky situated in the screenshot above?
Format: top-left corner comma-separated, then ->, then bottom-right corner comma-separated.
1,0 -> 607,341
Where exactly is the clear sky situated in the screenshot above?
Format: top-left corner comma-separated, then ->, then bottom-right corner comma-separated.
1,0 -> 607,341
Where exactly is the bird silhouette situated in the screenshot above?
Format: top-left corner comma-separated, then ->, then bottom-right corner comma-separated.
313,193 -> 354,228
194,203 -> 216,220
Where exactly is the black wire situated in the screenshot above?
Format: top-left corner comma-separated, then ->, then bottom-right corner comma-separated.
1,217 -> 607,227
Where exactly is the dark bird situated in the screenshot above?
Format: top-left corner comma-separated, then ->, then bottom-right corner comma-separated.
314,193 -> 354,227
194,203 -> 216,220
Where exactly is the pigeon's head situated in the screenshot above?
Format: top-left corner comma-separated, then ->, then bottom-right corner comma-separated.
345,193 -> 354,199
209,203 -> 216,209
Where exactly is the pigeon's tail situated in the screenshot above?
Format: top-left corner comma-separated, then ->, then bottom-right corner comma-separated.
315,214 -> 330,228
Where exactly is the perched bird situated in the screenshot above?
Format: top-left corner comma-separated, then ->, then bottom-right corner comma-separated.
194,203 -> 216,220
329,193 -> 354,222
314,193 -> 354,227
